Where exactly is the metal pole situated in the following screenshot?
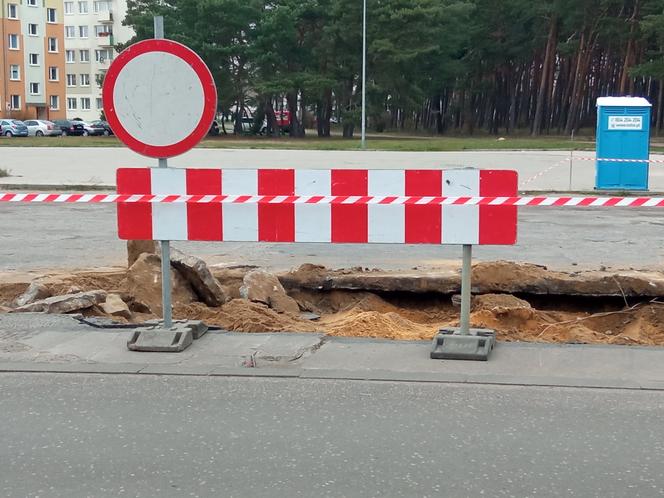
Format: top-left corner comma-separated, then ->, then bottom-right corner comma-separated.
154,16 -> 164,39
459,244 -> 472,336
360,0 -> 367,150
154,17 -> 172,328
568,150 -> 573,191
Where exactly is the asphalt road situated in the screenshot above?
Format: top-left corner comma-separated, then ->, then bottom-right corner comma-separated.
1,203 -> 663,271
3,146 -> 664,191
1,373 -> 663,497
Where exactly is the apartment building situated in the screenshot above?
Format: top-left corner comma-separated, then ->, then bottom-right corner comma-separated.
1,0 -> 66,120
62,0 -> 132,120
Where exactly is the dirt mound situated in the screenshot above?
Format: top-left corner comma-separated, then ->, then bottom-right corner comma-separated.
175,300 -> 318,333
473,294 -> 532,311
322,310 -> 437,340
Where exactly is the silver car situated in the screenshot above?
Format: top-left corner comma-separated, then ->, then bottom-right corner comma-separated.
24,119 -> 63,137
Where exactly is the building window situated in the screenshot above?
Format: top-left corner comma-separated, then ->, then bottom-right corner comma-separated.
93,1 -> 110,13
9,65 -> 20,81
95,25 -> 112,37
49,66 -> 59,81
81,97 -> 91,110
29,53 -> 39,66
79,1 -> 89,14
50,95 -> 60,110
48,37 -> 58,52
80,49 -> 90,62
8,34 -> 19,50
65,26 -> 76,38
7,3 -> 18,19
79,26 -> 89,38
29,82 -> 40,95
67,97 -> 77,110
47,8 -> 57,23
28,23 -> 38,36
95,49 -> 112,62
10,95 -> 21,110
66,50 -> 75,63
64,2 -> 74,14
67,74 -> 77,86
96,97 -> 103,110
80,73 -> 90,86
27,0 -> 37,6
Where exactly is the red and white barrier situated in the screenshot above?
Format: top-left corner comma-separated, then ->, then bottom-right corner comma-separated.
115,168 -> 518,245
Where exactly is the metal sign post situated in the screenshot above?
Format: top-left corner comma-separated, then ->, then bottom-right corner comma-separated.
153,17 -> 172,329
103,16 -> 217,351
430,243 -> 496,361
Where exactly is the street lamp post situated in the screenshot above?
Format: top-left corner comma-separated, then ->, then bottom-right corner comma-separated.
361,0 -> 367,149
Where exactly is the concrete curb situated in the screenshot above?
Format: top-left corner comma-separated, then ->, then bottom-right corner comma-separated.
2,361 -> 663,391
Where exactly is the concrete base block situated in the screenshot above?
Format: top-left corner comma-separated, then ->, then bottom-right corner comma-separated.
430,328 -> 496,361
127,328 -> 193,352
142,320 -> 208,340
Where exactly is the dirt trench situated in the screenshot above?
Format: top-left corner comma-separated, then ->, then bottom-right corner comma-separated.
2,262 -> 664,346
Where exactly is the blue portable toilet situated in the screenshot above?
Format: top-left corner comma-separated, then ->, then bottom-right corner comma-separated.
595,97 -> 651,190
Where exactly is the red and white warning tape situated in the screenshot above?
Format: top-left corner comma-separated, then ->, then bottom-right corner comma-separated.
575,157 -> 664,164
2,192 -> 664,207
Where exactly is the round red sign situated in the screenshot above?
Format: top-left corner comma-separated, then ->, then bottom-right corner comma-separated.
103,39 -> 217,158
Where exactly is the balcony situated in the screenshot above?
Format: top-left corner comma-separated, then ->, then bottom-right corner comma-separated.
97,34 -> 114,47
98,10 -> 113,23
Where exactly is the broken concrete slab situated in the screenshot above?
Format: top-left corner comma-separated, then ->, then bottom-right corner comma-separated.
101,293 -> 132,320
280,262 -> 664,298
120,253 -> 196,315
269,293 -> 301,315
13,281 -> 50,308
241,269 -> 301,314
170,248 -> 228,307
12,290 -> 107,314
127,240 -> 157,268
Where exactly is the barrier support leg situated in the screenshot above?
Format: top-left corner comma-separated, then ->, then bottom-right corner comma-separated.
160,240 -> 173,329
430,244 -> 496,361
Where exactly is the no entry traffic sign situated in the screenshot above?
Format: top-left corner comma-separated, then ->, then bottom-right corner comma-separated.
102,39 -> 217,158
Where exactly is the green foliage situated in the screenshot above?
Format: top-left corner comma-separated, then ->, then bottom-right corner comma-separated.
122,0 -> 664,136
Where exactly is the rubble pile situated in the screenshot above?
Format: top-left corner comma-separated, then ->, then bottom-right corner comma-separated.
2,252 -> 664,346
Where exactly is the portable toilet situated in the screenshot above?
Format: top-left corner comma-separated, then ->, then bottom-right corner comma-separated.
595,96 -> 651,191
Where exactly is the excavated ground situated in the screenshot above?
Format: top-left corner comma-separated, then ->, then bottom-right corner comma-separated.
2,261 -> 664,346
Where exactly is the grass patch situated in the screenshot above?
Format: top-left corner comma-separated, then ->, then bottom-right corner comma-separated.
0,168 -> 10,178
2,133 -> 664,153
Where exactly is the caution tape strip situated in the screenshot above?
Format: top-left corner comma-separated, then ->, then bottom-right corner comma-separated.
575,157 -> 664,164
2,192 -> 664,207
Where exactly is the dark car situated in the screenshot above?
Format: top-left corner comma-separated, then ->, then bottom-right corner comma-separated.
90,120 -> 113,136
53,119 -> 86,136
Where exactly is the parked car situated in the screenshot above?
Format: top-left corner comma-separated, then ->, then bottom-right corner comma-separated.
90,120 -> 113,136
23,120 -> 63,137
0,119 -> 29,137
52,119 -> 86,136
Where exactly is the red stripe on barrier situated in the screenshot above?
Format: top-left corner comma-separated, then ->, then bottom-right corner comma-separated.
405,170 -> 442,244
331,170 -> 368,243
479,170 -> 517,244
258,169 -> 295,242
117,168 -> 152,240
187,169 -> 222,241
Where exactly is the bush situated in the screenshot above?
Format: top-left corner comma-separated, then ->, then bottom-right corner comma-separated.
0,168 -> 10,178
